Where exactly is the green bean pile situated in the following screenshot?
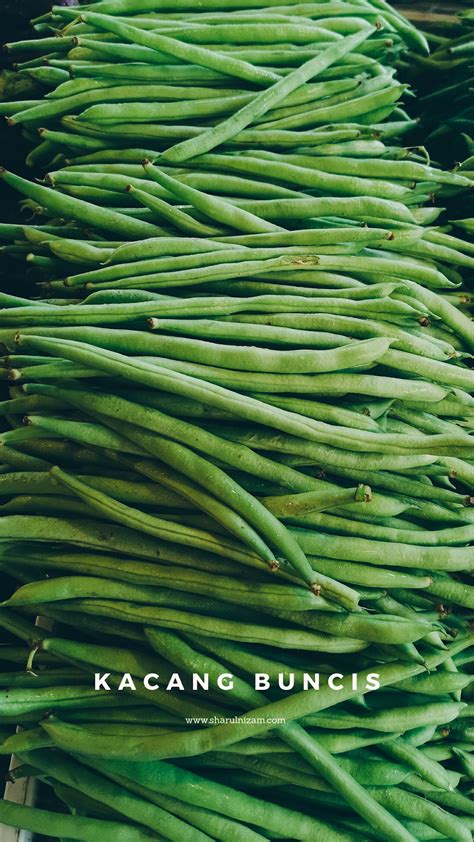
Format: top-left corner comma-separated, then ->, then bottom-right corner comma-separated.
0,1 -> 473,840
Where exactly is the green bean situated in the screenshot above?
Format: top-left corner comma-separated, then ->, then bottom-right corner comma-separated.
65,328 -> 389,374
20,747 -> 213,841
296,530 -> 474,572
0,645 -> 55,666
302,700 -> 467,732
326,464 -> 468,507
427,790 -> 474,817
37,636 -> 175,691
262,485 -> 369,516
24,381 -> 379,515
0,685 -> 141,718
306,556 -> 432,590
52,426 -> 281,563
143,161 -> 283,234
59,247 -> 382,286
147,23 -> 343,46
272,153 -> 471,187
393,671 -> 473,696
24,415 -> 146,455
0,471 -> 188,506
8,84 -> 249,125
52,452 -> 317,586
162,28 -> 374,161
150,316 -> 353,350
181,149 -> 410,201
383,349 -> 474,392
208,426 -> 439,471
0,727 -> 56,754
67,599 -> 367,651
48,239 -> 115,265
5,35 -> 77,54
127,186 -> 223,236
36,605 -> 151,646
287,510 -> 474,547
218,225 -> 396,247
228,313 -> 455,360
372,789 -> 472,842
98,356 -> 449,405
9,336 -> 444,456
257,82 -> 405,130
53,780 -> 148,830
276,609 -> 433,645
64,113 -> 365,149
109,236 -> 239,264
76,93 -> 258,126
279,722 -> 418,842
80,12 -> 281,85
403,280 -> 474,352
71,749 -> 403,842
6,563 -> 323,611
0,514 -> 269,572
373,593 -> 444,649
0,669 -> 85,689
0,539 -> 245,580
0,800 -> 157,842
379,737 -> 461,790
105,777 -> 270,842
65,708 -> 185,725
43,468 -> 283,571
427,573 -> 474,610
58,753 -> 348,842
70,61 -> 230,83
0,169 -> 162,239
219,194 -> 416,225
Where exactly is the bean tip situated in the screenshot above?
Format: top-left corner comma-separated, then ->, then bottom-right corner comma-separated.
464,496 -> 474,507
27,640 -> 43,673
269,560 -> 279,572
147,318 -> 158,329
8,369 -> 21,382
311,582 -> 322,597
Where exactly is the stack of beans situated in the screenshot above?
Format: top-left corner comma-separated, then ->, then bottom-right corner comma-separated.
0,2 -> 472,841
